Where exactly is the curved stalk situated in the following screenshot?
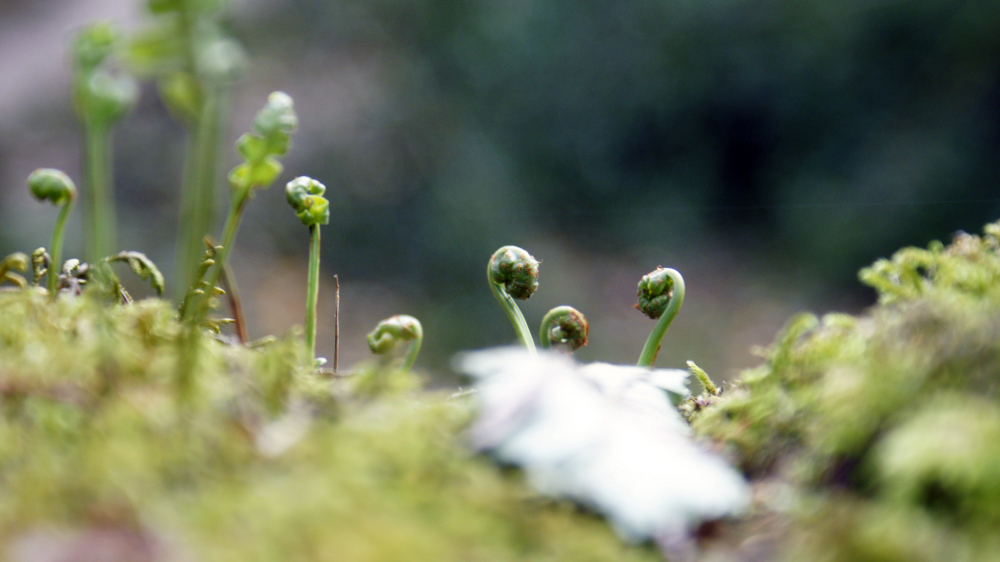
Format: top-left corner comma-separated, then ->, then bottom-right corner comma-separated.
305,224 -> 321,363
49,202 -> 73,295
488,246 -> 539,354
27,169 -> 77,297
367,315 -> 423,371
636,267 -> 685,367
539,305 -> 589,351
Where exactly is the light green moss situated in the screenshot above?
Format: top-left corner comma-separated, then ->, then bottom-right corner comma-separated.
693,220 -> 1000,560
0,289 -> 659,561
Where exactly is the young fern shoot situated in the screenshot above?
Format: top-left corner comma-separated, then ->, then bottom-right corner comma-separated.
488,246 -> 539,354
367,315 -> 423,372
72,23 -> 138,262
183,92 -> 297,323
635,267 -> 685,367
27,169 -> 77,296
539,306 -> 589,351
128,0 -> 246,297
285,176 -> 330,366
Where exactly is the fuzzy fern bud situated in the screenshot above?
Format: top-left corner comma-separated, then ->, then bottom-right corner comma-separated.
488,246 -> 539,300
28,169 -> 77,205
286,177 -> 330,227
367,315 -> 422,354
636,267 -> 678,319
367,315 -> 424,371
540,306 -> 589,351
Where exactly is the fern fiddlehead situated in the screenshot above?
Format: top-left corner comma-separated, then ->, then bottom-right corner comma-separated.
635,267 -> 685,367
539,305 -> 589,351
72,23 -> 138,262
27,169 -> 77,296
488,246 -> 539,354
367,315 -> 423,371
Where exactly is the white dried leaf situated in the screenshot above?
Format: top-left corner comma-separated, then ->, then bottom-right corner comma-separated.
457,348 -> 749,542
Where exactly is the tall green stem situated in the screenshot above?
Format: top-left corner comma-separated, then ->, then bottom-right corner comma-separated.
174,87 -> 227,300
489,276 -> 536,354
48,201 -> 73,295
84,122 -> 113,262
637,268 -> 685,367
305,224 -> 321,363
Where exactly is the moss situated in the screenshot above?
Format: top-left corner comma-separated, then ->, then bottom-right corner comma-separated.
0,289 -> 660,561
693,220 -> 1000,560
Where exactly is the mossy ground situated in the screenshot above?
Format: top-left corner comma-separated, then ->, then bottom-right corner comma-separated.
0,290 -> 660,562
693,221 -> 1000,562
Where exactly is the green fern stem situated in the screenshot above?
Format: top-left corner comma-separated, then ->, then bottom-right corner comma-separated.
48,201 -> 73,295
488,271 -> 536,354
175,87 -> 227,300
305,224 -> 321,364
84,123 -> 114,262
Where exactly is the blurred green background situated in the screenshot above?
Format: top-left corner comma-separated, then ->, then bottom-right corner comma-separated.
1,0 -> 999,380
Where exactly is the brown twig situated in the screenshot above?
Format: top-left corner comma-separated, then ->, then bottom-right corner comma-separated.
217,249 -> 249,345
334,274 -> 340,375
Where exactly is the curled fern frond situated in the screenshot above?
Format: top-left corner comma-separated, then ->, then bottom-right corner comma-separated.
367,315 -> 423,371
488,246 -> 539,300
487,246 -> 539,353
28,169 -> 77,205
635,267 -> 685,367
540,306 -> 589,351
285,176 -> 330,227
0,253 -> 29,289
27,169 -> 77,296
101,251 -> 166,296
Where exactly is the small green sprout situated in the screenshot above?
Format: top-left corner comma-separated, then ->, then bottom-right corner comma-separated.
183,92 -> 297,323
367,315 -> 424,371
71,22 -> 138,262
635,267 -> 686,367
488,246 -> 540,354
27,169 -> 77,295
539,305 -> 589,351
286,176 -> 330,366
132,0 -> 248,298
